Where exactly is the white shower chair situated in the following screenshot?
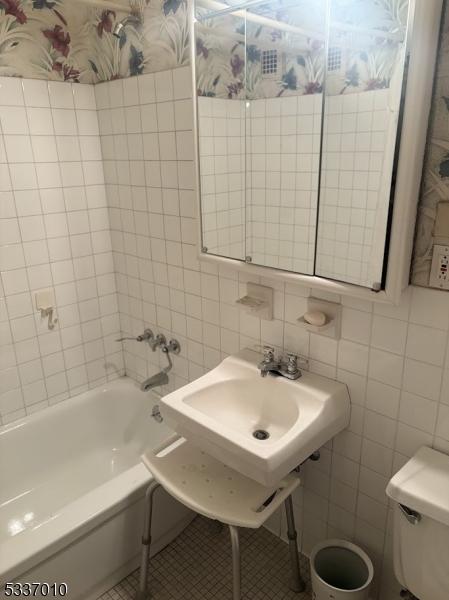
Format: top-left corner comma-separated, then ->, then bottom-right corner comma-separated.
136,434 -> 305,600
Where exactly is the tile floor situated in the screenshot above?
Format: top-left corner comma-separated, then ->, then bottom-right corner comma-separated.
99,517 -> 312,600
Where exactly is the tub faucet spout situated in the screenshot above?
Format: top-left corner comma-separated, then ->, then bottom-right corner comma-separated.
140,340 -> 180,392
141,371 -> 169,392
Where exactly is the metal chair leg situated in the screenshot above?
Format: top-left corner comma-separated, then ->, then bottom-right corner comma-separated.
229,525 -> 241,600
135,481 -> 160,600
285,495 -> 306,593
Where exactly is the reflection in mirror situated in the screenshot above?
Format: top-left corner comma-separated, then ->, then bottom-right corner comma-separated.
195,8 -> 246,260
316,0 -> 410,288
195,0 -> 327,270
244,0 -> 326,274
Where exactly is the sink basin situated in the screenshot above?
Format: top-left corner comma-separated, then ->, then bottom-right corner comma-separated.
186,378 -> 300,442
161,348 -> 350,486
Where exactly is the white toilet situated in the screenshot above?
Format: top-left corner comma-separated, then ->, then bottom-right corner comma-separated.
386,446 -> 449,600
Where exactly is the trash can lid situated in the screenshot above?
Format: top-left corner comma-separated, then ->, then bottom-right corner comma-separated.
386,446 -> 449,526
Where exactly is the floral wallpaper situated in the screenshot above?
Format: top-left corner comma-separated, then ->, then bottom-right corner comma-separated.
0,0 -> 189,83
0,0 -> 410,90
412,0 -> 449,286
326,0 -> 409,96
194,0 -> 409,100
195,0 -> 327,100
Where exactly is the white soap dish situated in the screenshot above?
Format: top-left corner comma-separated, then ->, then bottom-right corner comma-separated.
236,296 -> 267,310
297,315 -> 333,333
236,282 -> 273,321
297,297 -> 341,340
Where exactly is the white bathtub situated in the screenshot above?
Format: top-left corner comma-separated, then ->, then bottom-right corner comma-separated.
0,377 -> 193,599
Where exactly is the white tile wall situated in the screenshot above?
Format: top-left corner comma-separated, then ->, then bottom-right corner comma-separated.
96,66 -> 449,600
0,77 -> 123,425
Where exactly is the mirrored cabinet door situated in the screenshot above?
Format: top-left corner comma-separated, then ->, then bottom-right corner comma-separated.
315,0 -> 411,288
244,0 -> 327,274
195,8 -> 247,261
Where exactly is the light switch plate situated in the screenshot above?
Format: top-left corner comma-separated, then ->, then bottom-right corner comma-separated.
430,245 -> 449,290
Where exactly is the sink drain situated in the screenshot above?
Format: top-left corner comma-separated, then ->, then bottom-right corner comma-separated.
253,429 -> 270,440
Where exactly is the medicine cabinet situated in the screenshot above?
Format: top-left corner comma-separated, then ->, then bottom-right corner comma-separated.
192,0 -> 443,303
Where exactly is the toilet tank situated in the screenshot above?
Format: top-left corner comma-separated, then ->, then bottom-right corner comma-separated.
386,447 -> 449,600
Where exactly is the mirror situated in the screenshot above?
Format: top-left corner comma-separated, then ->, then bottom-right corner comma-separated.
196,8 -> 247,260
243,0 -> 327,274
316,0 -> 410,288
194,0 -> 411,288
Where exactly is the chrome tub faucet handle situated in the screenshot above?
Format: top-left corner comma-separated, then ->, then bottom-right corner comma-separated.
137,329 -> 155,342
149,333 -> 167,351
116,328 -> 154,343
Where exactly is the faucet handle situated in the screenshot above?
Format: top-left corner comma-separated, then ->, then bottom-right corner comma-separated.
149,333 -> 167,351
167,339 -> 181,354
285,353 -> 299,374
262,345 -> 275,362
136,328 -> 154,342
116,328 -> 154,343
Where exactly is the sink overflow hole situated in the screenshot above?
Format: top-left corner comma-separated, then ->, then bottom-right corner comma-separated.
253,429 -> 270,440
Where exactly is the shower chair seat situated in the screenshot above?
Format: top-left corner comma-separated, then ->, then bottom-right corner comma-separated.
136,434 -> 305,600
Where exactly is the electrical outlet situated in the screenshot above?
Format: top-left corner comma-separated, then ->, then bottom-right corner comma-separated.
430,245 -> 449,289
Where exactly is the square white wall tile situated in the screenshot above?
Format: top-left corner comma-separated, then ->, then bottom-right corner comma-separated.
0,77 -> 123,426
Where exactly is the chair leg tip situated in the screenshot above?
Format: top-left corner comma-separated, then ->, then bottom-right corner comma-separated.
134,591 -> 149,600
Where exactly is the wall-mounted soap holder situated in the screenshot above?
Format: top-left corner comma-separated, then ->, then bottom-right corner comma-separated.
40,306 -> 58,330
236,282 -> 273,321
297,297 -> 341,340
35,289 -> 58,330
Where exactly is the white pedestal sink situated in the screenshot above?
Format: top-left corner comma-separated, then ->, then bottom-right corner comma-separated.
161,348 -> 350,486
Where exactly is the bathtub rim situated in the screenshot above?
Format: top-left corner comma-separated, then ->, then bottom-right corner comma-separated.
0,376 -> 147,439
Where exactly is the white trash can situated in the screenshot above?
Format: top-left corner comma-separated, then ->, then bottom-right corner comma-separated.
310,539 -> 374,600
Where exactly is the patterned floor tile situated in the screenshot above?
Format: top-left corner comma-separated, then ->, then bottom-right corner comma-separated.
98,516 -> 312,600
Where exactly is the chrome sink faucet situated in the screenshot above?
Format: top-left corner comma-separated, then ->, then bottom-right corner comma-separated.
258,346 -> 302,380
